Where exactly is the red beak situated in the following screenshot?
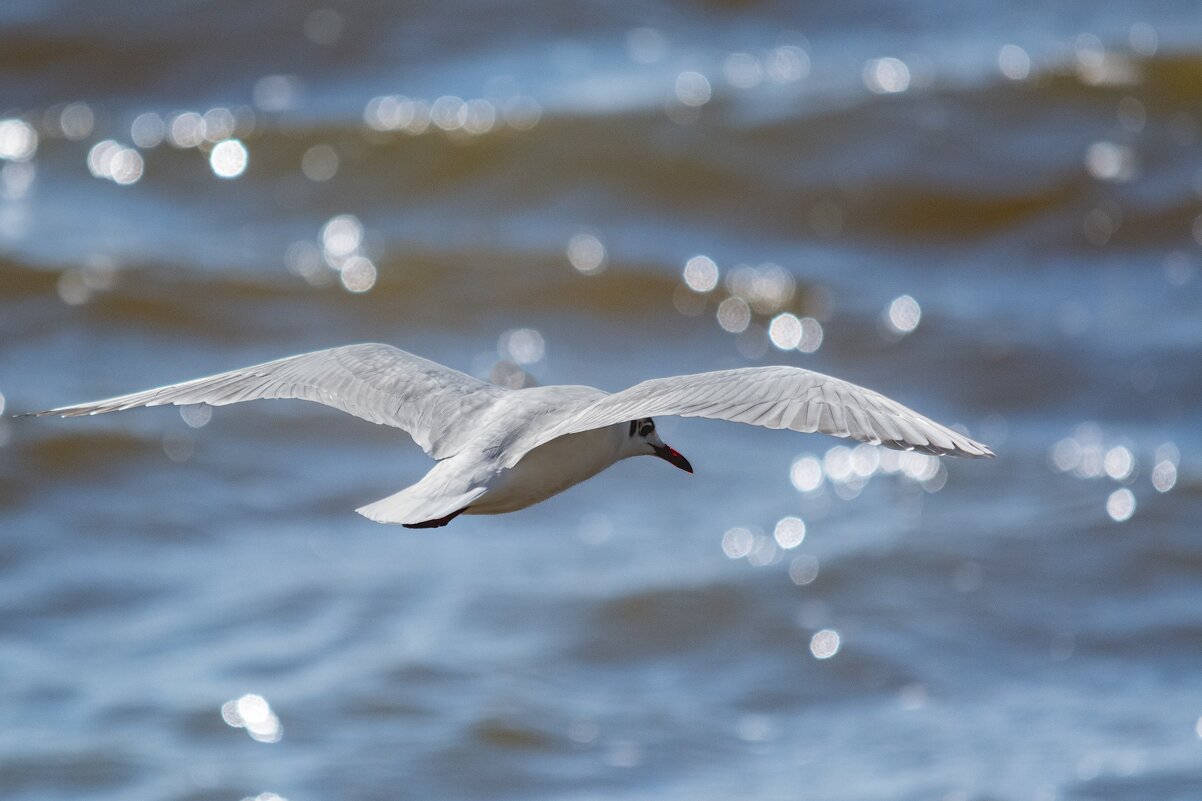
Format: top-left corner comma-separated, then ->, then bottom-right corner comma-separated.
653,444 -> 694,473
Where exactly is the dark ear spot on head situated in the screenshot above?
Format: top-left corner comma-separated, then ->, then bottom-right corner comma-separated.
629,420 -> 637,437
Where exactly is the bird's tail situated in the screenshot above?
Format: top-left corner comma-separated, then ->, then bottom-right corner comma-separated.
356,485 -> 487,526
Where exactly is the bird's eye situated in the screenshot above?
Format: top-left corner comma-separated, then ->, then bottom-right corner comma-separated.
639,424 -> 653,437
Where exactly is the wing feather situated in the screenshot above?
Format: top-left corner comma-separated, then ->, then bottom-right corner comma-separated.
31,343 -> 504,459
511,365 -> 991,465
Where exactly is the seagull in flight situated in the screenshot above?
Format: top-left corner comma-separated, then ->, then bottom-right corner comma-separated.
30,344 -> 992,527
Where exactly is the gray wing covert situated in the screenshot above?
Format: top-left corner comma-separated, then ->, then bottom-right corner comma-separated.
32,343 -> 503,459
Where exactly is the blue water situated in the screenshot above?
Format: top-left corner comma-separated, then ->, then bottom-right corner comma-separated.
1,2 -> 1200,800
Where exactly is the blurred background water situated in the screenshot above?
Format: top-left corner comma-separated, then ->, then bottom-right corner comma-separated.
1,2 -> 1201,800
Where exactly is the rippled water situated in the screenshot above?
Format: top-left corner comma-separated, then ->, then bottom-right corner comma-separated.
2,3 -> 1201,800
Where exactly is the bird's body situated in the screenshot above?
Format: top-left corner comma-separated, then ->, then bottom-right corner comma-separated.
29,343 -> 992,526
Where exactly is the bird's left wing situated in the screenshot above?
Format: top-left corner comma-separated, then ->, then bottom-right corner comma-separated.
29,343 -> 504,459
507,365 -> 991,465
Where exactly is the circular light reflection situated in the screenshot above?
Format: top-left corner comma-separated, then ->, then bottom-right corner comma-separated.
773,516 -> 806,549
59,102 -> 95,140
131,112 -> 166,148
339,256 -> 377,293
169,112 -> 205,148
499,328 -> 545,365
321,214 -> 363,264
675,71 -> 712,107
1103,446 -> 1134,482
180,404 -> 212,428
716,296 -> 751,333
209,139 -> 248,179
301,144 -> 338,181
768,313 -> 802,350
764,46 -> 809,82
886,295 -> 921,334
202,107 -> 236,142
810,629 -> 841,659
682,255 -> 719,292
1085,141 -> 1136,182
998,44 -> 1031,80
790,455 -> 824,492
221,693 -> 283,743
797,317 -> 824,353
1106,488 -> 1136,522
1151,460 -> 1177,493
864,58 -> 910,93
0,119 -> 38,161
789,555 -> 819,586
567,233 -> 606,275
721,526 -> 754,559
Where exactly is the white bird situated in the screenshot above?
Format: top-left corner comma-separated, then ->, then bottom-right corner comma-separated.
29,343 -> 992,527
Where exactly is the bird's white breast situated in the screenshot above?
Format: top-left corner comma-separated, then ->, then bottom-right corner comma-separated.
466,423 -> 628,515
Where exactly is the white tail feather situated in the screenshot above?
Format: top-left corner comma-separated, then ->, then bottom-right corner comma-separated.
356,486 -> 487,526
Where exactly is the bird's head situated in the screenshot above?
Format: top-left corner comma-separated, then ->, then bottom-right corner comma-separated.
626,417 -> 693,473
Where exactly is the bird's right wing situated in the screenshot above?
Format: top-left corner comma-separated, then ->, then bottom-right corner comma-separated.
511,365 -> 991,464
30,343 -> 504,459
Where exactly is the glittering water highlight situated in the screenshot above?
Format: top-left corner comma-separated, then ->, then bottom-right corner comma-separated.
2,2 -> 1201,800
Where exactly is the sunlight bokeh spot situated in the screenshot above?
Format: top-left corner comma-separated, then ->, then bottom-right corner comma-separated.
886,294 -> 921,335
202,107 -> 236,142
810,629 -> 841,659
567,233 -> 607,275
301,144 -> 339,181
339,256 -> 377,293
430,95 -> 466,131
462,99 -> 497,135
59,102 -> 95,140
768,313 -> 802,350
797,317 -> 824,353
773,516 -> 806,549
221,694 -> 282,743
790,455 -> 824,492
180,404 -> 212,428
209,139 -> 248,179
1085,141 -> 1136,182
321,215 -> 364,264
499,328 -> 545,365
682,255 -> 719,292
1151,460 -> 1177,493
1103,446 -> 1134,482
721,526 -> 754,559
716,296 -> 751,334
788,555 -> 819,586
169,112 -> 205,148
675,71 -> 712,107
764,45 -> 809,82
864,57 -> 910,93
0,119 -> 38,162
1106,488 -> 1136,522
998,45 -> 1031,80
130,112 -> 166,148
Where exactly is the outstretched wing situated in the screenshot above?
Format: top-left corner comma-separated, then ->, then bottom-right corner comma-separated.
31,343 -> 504,459
513,366 -> 991,463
